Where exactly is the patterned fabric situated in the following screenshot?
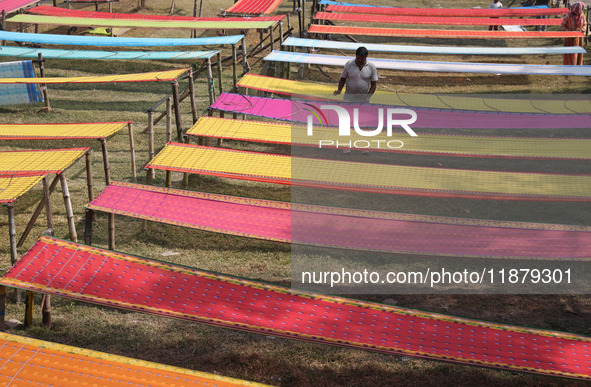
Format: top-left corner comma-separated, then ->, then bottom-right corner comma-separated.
0,332 -> 265,386
87,181 -> 591,259
3,236 -> 591,381
0,61 -> 42,106
145,143 -> 591,201
211,93 -> 591,129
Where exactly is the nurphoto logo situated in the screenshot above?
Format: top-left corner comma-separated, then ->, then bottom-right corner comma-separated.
305,104 -> 418,150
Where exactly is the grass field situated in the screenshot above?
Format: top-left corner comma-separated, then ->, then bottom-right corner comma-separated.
0,0 -> 590,385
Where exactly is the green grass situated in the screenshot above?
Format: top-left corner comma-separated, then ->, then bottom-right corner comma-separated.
0,0 -> 590,386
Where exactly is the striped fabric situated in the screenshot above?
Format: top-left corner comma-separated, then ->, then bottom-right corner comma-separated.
0,30 -> 244,47
0,148 -> 88,175
0,60 -> 42,106
88,181 -> 591,260
236,73 -> 591,113
146,143 -> 591,201
211,93 -> 591,129
0,174 -> 45,203
4,236 -> 591,380
0,122 -> 129,140
308,24 -> 584,38
7,14 -> 278,30
27,5 -> 285,21
265,50 -> 591,76
0,68 -> 187,84
0,0 -> 39,13
319,0 -> 552,8
282,37 -> 586,55
224,0 -> 283,15
187,116 -> 591,160
315,12 -> 562,26
325,4 -> 569,17
0,46 -> 220,61
0,332 -> 266,386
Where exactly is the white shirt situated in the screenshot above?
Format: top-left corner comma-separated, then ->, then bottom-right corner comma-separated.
340,59 -> 378,102
489,1 -> 503,8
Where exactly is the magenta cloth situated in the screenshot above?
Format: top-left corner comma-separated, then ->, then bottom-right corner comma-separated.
4,235 -> 591,381
0,0 -> 39,13
210,93 -> 591,129
87,182 -> 591,259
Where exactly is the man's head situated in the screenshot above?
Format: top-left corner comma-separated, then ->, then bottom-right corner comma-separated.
355,46 -> 369,67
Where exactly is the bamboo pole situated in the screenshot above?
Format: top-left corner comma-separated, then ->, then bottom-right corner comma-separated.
108,213 -> 115,250
41,293 -> 51,329
147,110 -> 155,179
59,174 -> 77,243
100,139 -> 111,185
24,291 -> 33,328
206,59 -> 215,106
142,170 -> 151,232
171,80 -> 183,142
166,97 -> 172,143
41,183 -> 54,325
17,175 -> 60,248
232,44 -> 238,90
85,151 -> 94,203
269,26 -> 274,52
39,171 -> 52,331
301,0 -> 306,37
241,35 -> 250,73
188,69 -> 198,123
128,123 -> 137,183
0,287 -> 5,331
166,171 -> 172,187
217,52 -> 223,94
84,209 -> 93,245
37,53 -> 51,112
43,177 -> 54,234
7,204 -> 17,265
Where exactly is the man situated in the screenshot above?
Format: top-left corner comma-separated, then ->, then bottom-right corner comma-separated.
333,46 -> 378,103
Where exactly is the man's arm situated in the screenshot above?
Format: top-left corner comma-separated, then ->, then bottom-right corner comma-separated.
334,77 -> 346,95
367,80 -> 377,101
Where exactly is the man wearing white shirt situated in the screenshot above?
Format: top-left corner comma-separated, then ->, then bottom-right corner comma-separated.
333,47 -> 378,104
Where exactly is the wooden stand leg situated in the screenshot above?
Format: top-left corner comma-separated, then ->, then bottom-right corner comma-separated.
24,291 -> 34,328
232,44 -> 238,91
206,59 -> 215,107
128,123 -> 137,183
172,80 -> 183,142
108,213 -> 115,250
84,209 -> 94,245
0,286 -> 5,331
85,151 -> 94,203
100,139 -> 111,185
17,174 -> 59,248
40,294 -> 51,329
38,53 -> 51,112
59,174 -> 77,243
43,176 -> 54,233
166,171 -> 172,187
148,110 -> 155,179
7,204 -> 17,265
188,69 -> 198,124
217,52 -> 223,94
